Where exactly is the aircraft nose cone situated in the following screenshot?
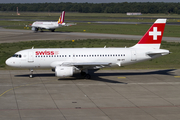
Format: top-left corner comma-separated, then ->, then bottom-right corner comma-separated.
6,58 -> 10,66
5,58 -> 13,67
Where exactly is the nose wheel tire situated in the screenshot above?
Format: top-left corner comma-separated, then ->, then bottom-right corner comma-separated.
29,69 -> 33,78
29,74 -> 33,78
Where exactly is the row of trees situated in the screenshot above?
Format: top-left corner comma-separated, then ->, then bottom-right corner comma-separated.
0,2 -> 180,14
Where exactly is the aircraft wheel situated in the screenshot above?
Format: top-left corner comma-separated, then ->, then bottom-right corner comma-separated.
35,28 -> 39,32
81,71 -> 86,76
29,69 -> 33,78
29,74 -> 33,78
84,74 -> 91,79
51,29 -> 55,32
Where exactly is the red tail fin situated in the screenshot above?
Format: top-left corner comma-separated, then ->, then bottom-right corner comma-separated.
58,11 -> 65,24
132,19 -> 166,49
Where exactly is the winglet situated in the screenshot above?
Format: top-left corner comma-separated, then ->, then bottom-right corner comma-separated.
58,11 -> 65,24
131,19 -> 166,49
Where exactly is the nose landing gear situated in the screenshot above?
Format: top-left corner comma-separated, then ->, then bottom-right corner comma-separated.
29,69 -> 33,78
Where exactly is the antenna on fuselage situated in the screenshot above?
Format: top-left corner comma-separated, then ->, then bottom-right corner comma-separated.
32,46 -> 34,49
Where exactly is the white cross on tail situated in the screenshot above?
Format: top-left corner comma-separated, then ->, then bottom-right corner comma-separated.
149,27 -> 161,40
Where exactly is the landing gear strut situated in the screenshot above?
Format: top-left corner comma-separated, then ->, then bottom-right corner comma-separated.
35,28 -> 39,32
29,69 -> 33,78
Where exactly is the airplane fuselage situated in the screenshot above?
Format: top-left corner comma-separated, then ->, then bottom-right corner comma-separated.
31,22 -> 64,30
31,11 -> 66,32
6,47 -> 168,69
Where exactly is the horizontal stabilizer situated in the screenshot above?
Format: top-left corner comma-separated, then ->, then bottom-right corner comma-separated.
65,23 -> 77,26
146,49 -> 169,56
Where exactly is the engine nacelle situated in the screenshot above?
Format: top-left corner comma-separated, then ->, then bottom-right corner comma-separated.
31,27 -> 35,31
31,27 -> 39,32
55,66 -> 73,77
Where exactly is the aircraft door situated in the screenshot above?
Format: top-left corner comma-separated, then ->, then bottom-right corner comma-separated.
28,52 -> 34,62
131,50 -> 137,61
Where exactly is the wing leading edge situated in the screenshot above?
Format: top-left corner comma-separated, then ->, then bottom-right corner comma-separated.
51,61 -> 112,69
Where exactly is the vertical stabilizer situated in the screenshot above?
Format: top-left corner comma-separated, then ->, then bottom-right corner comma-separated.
131,19 -> 166,49
58,11 -> 65,24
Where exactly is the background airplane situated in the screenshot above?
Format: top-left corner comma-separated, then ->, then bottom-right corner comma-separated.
6,19 -> 169,79
31,11 -> 74,32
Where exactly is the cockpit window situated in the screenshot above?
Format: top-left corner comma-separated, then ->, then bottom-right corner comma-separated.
12,54 -> 22,58
12,54 -> 18,57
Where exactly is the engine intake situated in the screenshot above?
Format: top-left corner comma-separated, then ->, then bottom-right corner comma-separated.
55,66 -> 73,77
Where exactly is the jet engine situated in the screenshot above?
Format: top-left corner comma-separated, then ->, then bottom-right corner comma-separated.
31,27 -> 38,32
31,27 -> 35,31
55,66 -> 73,77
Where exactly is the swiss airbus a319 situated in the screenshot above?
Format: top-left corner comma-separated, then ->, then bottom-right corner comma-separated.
6,19 -> 169,79
31,11 -> 70,32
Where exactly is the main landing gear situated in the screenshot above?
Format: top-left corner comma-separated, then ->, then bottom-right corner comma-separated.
34,28 -> 39,32
29,69 -> 33,78
51,29 -> 55,32
40,28 -> 43,32
81,70 -> 91,79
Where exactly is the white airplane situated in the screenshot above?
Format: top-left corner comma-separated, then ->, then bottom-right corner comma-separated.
31,11 -> 66,32
6,19 -> 169,79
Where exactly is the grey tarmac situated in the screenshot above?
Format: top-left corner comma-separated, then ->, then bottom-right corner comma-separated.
0,69 -> 180,120
1,28 -> 180,120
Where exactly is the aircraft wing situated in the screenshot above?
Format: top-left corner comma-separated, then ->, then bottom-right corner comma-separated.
51,61 -> 112,69
31,24 -> 51,29
41,26 -> 50,29
63,62 -> 111,66
65,62 -> 112,70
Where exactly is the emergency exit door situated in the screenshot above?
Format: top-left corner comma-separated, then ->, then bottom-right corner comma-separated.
131,50 -> 137,61
28,52 -> 34,62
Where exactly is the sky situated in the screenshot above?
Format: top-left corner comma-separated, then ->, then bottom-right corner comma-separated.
0,0 -> 179,3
